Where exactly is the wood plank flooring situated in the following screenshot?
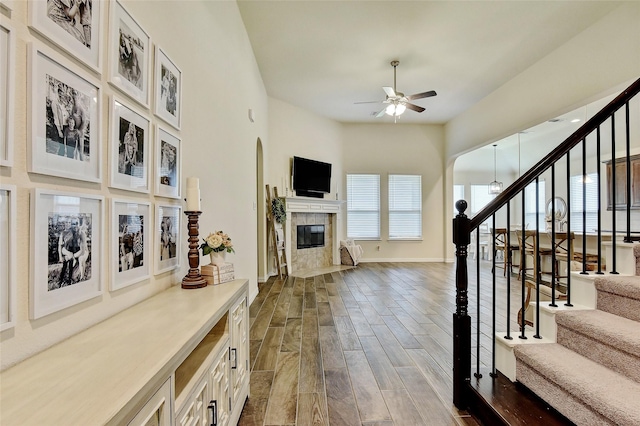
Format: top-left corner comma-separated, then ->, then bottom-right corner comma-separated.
239,262 -> 489,426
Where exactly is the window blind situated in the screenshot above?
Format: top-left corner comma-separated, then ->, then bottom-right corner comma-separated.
389,174 -> 422,239
570,173 -> 598,232
347,174 -> 380,239
524,180 -> 545,229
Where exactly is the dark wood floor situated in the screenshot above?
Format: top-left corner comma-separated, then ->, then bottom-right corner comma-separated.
238,262 -> 482,425
237,261 -> 559,426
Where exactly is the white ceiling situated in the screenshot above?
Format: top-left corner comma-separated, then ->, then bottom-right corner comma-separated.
237,1 -> 621,124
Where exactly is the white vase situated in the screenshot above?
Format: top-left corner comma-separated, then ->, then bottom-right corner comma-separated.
209,251 -> 226,266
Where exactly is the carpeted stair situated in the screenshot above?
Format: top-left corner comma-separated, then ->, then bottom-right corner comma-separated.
514,275 -> 640,426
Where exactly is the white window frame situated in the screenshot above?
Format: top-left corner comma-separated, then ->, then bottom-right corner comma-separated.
346,174 -> 380,240
388,174 -> 422,240
570,172 -> 598,232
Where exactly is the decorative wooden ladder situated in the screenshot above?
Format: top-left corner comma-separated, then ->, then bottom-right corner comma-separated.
266,184 -> 288,278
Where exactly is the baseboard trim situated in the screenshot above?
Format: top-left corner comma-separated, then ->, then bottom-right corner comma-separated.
360,258 -> 446,263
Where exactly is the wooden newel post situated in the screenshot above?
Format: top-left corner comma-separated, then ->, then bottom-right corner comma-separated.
453,200 -> 471,409
182,211 -> 207,289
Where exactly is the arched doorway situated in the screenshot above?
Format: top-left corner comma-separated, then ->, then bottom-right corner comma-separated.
256,138 -> 267,282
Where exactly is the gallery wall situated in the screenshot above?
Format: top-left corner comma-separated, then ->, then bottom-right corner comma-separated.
0,0 -> 267,370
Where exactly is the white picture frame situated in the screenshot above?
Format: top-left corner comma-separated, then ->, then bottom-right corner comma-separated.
30,188 -> 104,320
0,20 -> 15,167
155,126 -> 181,199
108,0 -> 150,108
111,199 -> 150,291
155,204 -> 181,275
27,43 -> 101,182
28,0 -> 104,74
153,46 -> 181,130
1,184 -> 16,330
109,96 -> 150,193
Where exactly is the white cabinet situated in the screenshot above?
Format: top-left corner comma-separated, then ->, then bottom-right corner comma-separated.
174,292 -> 249,426
209,346 -> 231,426
0,280 -> 249,426
230,295 -> 248,410
176,373 -> 210,426
129,378 -> 173,426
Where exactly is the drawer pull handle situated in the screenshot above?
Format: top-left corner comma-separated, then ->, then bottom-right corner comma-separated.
230,348 -> 237,369
208,399 -> 217,426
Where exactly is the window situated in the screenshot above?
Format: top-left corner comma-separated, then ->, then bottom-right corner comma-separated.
453,184 -> 464,215
470,184 -> 495,215
524,180 -> 545,229
570,172 -> 598,232
389,175 -> 422,239
347,174 -> 380,239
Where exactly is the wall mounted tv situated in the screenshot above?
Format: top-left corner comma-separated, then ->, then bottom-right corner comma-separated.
292,156 -> 332,198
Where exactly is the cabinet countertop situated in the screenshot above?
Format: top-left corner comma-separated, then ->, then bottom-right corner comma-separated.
0,280 -> 248,426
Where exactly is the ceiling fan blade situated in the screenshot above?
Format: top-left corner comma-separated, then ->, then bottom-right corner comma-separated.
375,107 -> 387,118
383,87 -> 396,98
354,100 -> 382,104
404,102 -> 425,113
406,90 -> 437,101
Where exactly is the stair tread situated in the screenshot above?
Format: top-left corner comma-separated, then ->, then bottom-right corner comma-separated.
595,275 -> 640,300
515,343 -> 640,424
555,309 -> 640,358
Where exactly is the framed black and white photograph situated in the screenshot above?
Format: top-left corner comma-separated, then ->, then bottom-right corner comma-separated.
109,97 -> 150,193
111,199 -> 150,291
155,126 -> 181,199
30,188 -> 104,320
28,44 -> 101,182
108,0 -> 150,108
1,184 -> 16,330
154,46 -> 181,129
1,21 -> 15,167
28,0 -> 104,73
155,203 -> 180,275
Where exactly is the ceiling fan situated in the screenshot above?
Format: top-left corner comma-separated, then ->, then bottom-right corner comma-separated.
355,60 -> 437,121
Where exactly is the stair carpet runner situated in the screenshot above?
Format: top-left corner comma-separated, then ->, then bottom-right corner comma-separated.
514,274 -> 640,425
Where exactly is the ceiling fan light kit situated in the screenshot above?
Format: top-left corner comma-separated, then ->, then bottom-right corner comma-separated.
356,60 -> 437,122
385,103 -> 406,116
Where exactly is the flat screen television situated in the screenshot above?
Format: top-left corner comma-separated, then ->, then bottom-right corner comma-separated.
292,156 -> 332,198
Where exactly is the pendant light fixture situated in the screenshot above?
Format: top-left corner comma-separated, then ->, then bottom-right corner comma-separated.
489,144 -> 503,194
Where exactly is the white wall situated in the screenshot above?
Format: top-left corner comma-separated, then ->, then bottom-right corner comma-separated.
446,2 -> 640,162
342,123 -> 446,261
268,97 -> 343,197
0,1 -> 267,370
444,2 -> 640,259
266,97 -> 344,276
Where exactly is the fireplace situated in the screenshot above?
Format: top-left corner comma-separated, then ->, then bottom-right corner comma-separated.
284,198 -> 343,274
297,225 -> 325,249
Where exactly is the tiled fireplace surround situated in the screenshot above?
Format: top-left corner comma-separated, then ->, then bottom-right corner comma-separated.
290,213 -> 333,272
284,198 -> 343,275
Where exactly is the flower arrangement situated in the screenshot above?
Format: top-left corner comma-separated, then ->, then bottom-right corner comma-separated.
200,231 -> 235,255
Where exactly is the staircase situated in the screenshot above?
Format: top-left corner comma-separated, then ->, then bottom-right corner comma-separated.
452,78 -> 640,425
494,242 -> 640,424
511,272 -> 640,424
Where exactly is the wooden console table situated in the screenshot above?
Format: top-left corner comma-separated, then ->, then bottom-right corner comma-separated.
0,279 -> 249,426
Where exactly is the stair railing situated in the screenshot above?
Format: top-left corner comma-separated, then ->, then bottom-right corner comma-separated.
452,77 -> 640,414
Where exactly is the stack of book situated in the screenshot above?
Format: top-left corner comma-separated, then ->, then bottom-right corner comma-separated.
201,262 -> 235,285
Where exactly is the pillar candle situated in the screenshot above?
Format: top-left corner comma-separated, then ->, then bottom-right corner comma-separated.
186,177 -> 201,211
